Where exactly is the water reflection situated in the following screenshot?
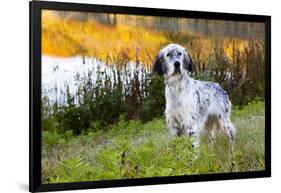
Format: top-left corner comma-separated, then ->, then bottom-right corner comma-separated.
54,11 -> 265,40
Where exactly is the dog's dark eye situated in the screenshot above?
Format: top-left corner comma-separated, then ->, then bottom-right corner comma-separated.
178,52 -> 182,56
166,53 -> 171,57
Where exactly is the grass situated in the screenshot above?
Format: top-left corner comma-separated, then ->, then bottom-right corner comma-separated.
41,101 -> 265,183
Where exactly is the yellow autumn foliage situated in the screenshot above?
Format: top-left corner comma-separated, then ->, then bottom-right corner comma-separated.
42,10 -> 256,65
42,10 -> 168,63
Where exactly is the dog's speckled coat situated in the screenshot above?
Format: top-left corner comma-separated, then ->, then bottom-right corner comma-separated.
153,44 -> 236,147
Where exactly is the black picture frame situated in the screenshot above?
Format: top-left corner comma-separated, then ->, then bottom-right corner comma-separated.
29,1 -> 271,192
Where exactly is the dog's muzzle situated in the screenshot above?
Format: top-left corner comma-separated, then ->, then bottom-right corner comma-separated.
173,61 -> 181,74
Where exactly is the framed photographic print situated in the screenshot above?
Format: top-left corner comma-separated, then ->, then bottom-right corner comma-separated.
30,1 -> 271,192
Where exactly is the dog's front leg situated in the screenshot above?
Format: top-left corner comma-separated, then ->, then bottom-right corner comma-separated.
166,116 -> 177,137
166,116 -> 187,137
186,123 -> 200,148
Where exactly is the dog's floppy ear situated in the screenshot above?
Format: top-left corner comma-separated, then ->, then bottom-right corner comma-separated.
187,53 -> 194,72
152,52 -> 166,76
183,51 -> 194,72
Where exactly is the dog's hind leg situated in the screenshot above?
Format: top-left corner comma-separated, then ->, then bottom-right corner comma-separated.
218,116 -> 236,143
219,117 -> 237,171
204,115 -> 219,144
225,120 -> 236,143
206,128 -> 215,144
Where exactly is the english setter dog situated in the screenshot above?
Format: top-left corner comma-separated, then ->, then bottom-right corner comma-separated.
153,44 -> 236,147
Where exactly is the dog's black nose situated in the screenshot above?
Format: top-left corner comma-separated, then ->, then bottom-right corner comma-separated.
174,61 -> 180,68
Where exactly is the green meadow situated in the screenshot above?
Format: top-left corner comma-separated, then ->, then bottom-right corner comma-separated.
42,102 -> 265,183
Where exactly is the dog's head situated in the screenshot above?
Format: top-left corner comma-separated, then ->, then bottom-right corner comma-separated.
153,44 -> 194,77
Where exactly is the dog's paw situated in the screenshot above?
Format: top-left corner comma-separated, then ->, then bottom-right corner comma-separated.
191,141 -> 199,148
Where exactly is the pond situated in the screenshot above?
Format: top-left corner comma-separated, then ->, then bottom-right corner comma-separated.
42,55 -> 147,104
